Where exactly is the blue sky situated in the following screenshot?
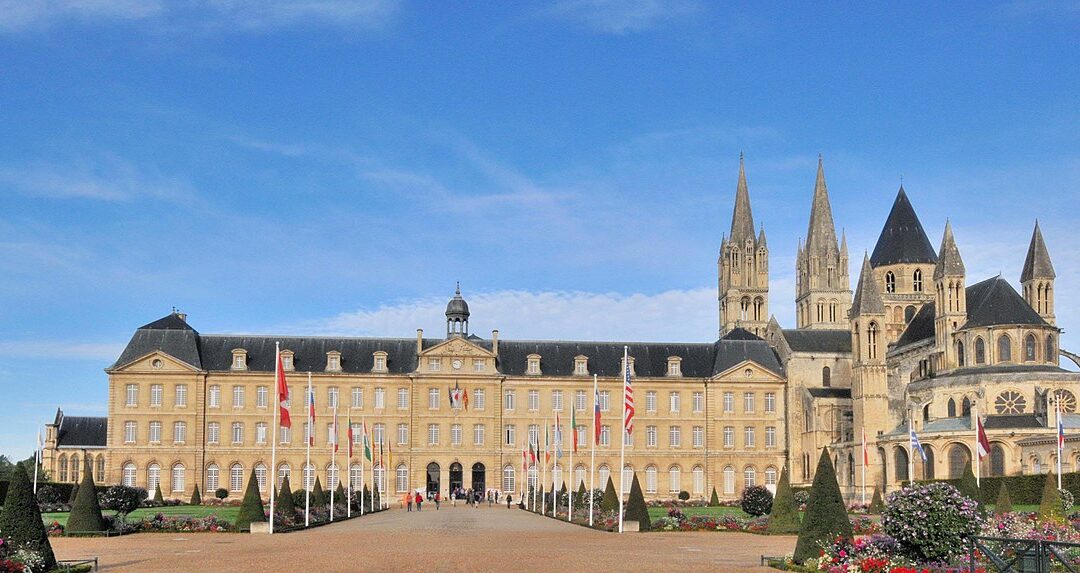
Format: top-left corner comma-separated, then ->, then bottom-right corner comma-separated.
1,1 -> 1078,458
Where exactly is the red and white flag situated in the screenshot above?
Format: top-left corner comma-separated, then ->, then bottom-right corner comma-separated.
976,414 -> 991,460
622,351 -> 635,436
276,350 -> 292,428
308,389 -> 317,446
330,409 -> 339,453
347,412 -> 354,459
861,428 -> 869,466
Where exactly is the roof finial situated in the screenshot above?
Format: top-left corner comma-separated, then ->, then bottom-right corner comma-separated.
455,281 -> 461,295
818,152 -> 822,164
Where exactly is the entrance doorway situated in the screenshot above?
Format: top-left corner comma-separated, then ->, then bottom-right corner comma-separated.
449,462 -> 463,494
426,462 -> 440,494
472,462 -> 486,492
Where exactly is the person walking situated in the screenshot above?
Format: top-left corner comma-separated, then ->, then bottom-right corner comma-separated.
415,491 -> 423,512
435,491 -> 441,510
506,493 -> 512,509
405,491 -> 413,512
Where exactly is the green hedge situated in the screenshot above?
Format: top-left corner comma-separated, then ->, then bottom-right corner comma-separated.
0,481 -> 110,505
920,471 -> 1080,505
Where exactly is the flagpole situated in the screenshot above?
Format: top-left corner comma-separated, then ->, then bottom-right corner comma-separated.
1057,391 -> 1063,490
552,415 -> 558,517
360,417 -> 366,516
330,407 -> 336,522
860,427 -> 866,505
269,342 -> 280,534
347,411 -> 352,518
568,414 -> 574,522
305,372 -> 312,527
618,346 -> 627,534
590,373 -> 597,527
542,418 -> 548,515
908,409 -> 914,487
973,403 -> 980,489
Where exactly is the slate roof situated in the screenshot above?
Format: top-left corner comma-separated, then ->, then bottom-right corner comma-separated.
851,254 -> 885,315
807,388 -> 851,399
894,303 -> 936,349
1021,222 -> 1055,282
933,221 -> 965,281
869,187 -> 938,267
984,414 -> 1045,429
113,313 -> 202,369
199,335 -> 421,374
56,414 -> 107,448
781,329 -> 851,353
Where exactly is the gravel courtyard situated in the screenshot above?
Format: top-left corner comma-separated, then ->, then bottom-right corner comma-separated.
51,505 -> 795,572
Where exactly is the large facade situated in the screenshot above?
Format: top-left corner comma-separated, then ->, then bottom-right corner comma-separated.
44,157 -> 1080,502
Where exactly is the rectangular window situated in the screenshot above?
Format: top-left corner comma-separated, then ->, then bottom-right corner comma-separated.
575,390 -> 586,411
623,428 -> 633,447
692,392 -> 704,413
429,388 -> 440,409
576,425 -> 585,447
528,359 -> 540,374
428,424 -> 440,445
348,423 -> 360,444
397,388 -> 409,409
175,384 -> 188,407
429,358 -> 441,371
744,426 -> 755,448
646,425 -> 657,447
599,390 -> 610,412
646,391 -> 657,413
374,355 -> 386,371
125,384 -> 138,407
505,424 -> 516,445
256,422 -> 267,445
233,386 -> 244,408
575,360 -> 588,375
552,390 -> 563,411
150,384 -> 163,407
303,423 -> 311,444
723,426 -> 734,448
451,424 -> 462,446
232,422 -> 243,444
723,392 -> 734,414
669,425 -> 681,447
256,385 -> 268,408
149,421 -> 162,443
504,389 -> 515,410
279,426 -> 290,444
600,425 -> 611,447
474,389 -> 485,410
208,385 -> 220,408
374,388 -> 385,409
766,426 -> 776,448
669,392 -> 681,413
397,423 -> 408,445
374,423 -> 385,445
744,392 -> 755,413
124,421 -> 136,443
474,424 -> 484,445
208,422 -> 220,444
328,387 -> 339,409
764,392 -> 776,414
528,390 -> 540,411
352,387 -> 364,409
528,424 -> 539,446
174,421 -> 186,444
692,425 -> 703,448
473,358 -> 484,372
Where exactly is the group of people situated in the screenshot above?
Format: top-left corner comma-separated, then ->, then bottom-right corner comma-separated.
402,488 -> 516,511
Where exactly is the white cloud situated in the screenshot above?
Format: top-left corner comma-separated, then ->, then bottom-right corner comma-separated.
0,156 -> 196,204
547,0 -> 701,35
0,341 -> 124,360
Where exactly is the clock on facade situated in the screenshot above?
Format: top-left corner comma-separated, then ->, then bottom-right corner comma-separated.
452,359 -> 462,370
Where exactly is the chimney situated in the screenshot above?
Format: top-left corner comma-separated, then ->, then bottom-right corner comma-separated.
416,329 -> 424,354
491,330 -> 499,355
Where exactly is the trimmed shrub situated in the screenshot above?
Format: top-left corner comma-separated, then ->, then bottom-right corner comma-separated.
362,485 -> 371,512
709,487 -> 720,507
1060,488 -> 1074,514
292,488 -> 307,509
215,487 -> 228,500
623,473 -> 650,531
793,448 -> 852,563
767,466 -> 800,534
678,490 -> 690,501
67,461 -> 106,533
741,485 -> 773,517
868,485 -> 885,514
190,484 -> 202,505
334,482 -> 346,505
234,469 -> 267,531
600,477 -> 618,512
100,485 -> 146,517
276,475 -> 296,516
882,482 -> 981,562
576,481 -> 588,506
994,482 -> 1013,515
372,484 -> 381,511
958,460 -> 981,508
68,483 -> 79,505
0,462 -> 56,571
1038,471 -> 1065,523
153,484 -> 164,504
312,477 -> 326,507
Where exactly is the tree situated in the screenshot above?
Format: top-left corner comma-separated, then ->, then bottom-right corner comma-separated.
994,482 -> 1013,515
600,477 -> 619,512
576,481 -> 588,507
235,469 -> 267,531
0,462 -> 56,571
215,488 -> 228,500
623,473 -> 650,531
793,448 -> 853,563
372,484 -> 381,511
100,485 -> 146,517
678,490 -> 690,501
362,484 -> 371,512
190,484 -> 202,505
1038,471 -> 1065,523
958,461 -> 981,507
276,475 -> 296,516
153,483 -> 164,504
67,459 -> 106,533
868,486 -> 885,514
741,485 -> 773,516
709,487 -> 720,507
767,466 -> 801,534
312,476 -> 326,507
334,481 -> 346,506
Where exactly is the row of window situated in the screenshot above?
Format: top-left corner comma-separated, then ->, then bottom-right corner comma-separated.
55,453 -> 105,483
956,333 -> 1055,367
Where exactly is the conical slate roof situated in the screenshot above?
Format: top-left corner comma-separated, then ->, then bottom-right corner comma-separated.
850,254 -> 884,315
933,220 -> 965,280
805,157 -> 839,256
869,187 -> 938,267
729,155 -> 756,244
1021,221 -> 1055,282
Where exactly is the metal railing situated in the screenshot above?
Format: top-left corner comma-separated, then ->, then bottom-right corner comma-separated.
969,536 -> 1080,573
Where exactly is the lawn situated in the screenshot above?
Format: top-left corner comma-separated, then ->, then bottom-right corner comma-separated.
646,506 -> 750,521
42,505 -> 240,527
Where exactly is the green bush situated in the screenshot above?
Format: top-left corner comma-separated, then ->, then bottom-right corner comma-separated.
868,486 -> 885,514
275,475 -> 296,516
921,471 -> 1080,505
958,461 -> 981,510
100,485 -> 146,516
235,469 -> 267,531
793,448 -> 852,563
312,477 -> 326,507
67,463 -> 106,533
190,484 -> 202,505
600,477 -> 618,512
372,484 -> 381,511
623,473 -> 650,531
767,466 -> 801,534
153,484 -> 164,504
0,462 -> 56,570
1038,471 -> 1065,523
678,490 -> 690,501
334,482 -> 346,505
882,482 -> 982,562
576,481 -> 588,506
741,485 -> 773,516
994,482 -> 1013,515
215,487 -> 228,500
709,487 -> 720,507
362,484 -> 371,512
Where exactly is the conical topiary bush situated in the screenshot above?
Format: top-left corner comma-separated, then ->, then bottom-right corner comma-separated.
793,448 -> 853,563
312,476 -> 326,507
994,482 -> 1013,516
235,469 -> 267,531
767,466 -> 801,534
67,459 -> 106,533
334,481 -> 346,506
373,484 -> 381,511
362,484 -> 371,512
0,462 -> 56,570
153,483 -> 164,504
601,476 -> 619,512
276,475 -> 296,516
576,481 -> 587,507
1038,471 -> 1065,523
710,486 -> 720,507
623,473 -> 650,531
190,483 -> 202,505
868,485 -> 885,514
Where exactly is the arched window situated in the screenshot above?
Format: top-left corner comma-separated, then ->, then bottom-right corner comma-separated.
503,465 -> 515,492
739,297 -> 750,321
668,466 -> 681,494
58,455 -> 68,482
743,466 -> 756,488
254,463 -> 267,492
622,466 -> 633,494
817,300 -> 825,323
923,404 -> 930,421
326,463 -> 338,492
895,448 -> 909,481
575,465 -> 586,490
645,466 -> 659,494
723,466 -> 735,494
822,366 -> 831,387
1047,335 -> 1056,365
172,463 -> 186,493
885,271 -> 896,293
990,445 -> 1006,477
998,335 -> 1012,362
974,337 -> 986,364
905,305 -> 916,323
753,297 -> 763,321
122,462 -> 136,487
956,341 -> 965,367
374,464 -> 386,494
148,463 -> 161,493
396,464 -> 409,493
1024,334 -> 1037,362
962,397 -> 972,416
229,463 -> 243,492
206,463 -> 220,491
598,464 -> 610,490
70,455 -> 80,483
765,466 -> 778,487
302,463 -> 315,491
95,455 -> 105,482
947,398 -> 957,418
829,300 -> 838,322
948,444 -> 970,479
1032,457 -> 1042,474
868,322 -> 878,359
350,464 -> 362,491
912,270 -> 923,292
278,463 -> 290,490
924,445 -> 935,480
692,466 -> 704,495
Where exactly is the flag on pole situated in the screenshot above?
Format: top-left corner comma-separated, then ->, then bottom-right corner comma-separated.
544,422 -> 551,464
555,413 -> 563,459
862,428 -> 869,466
330,409 -> 339,453
594,387 -> 601,445
363,420 -> 372,461
571,404 -> 578,453
976,414 -> 991,460
623,354 -> 635,435
347,412 -> 354,459
1058,396 -> 1066,452
463,388 -> 469,411
909,425 -> 927,461
276,350 -> 292,428
308,389 -> 316,446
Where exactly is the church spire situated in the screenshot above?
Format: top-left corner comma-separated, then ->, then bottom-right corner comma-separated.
851,253 -> 885,316
805,154 -> 839,256
729,153 -> 756,244
1021,220 -> 1055,282
933,220 -> 965,281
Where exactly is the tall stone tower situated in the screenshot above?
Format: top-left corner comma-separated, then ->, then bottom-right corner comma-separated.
718,155 -> 769,337
1021,221 -> 1056,326
851,254 -> 887,484
933,221 -> 966,371
795,157 -> 851,329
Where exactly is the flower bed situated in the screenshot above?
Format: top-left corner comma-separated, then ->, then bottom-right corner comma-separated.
650,505 -> 878,535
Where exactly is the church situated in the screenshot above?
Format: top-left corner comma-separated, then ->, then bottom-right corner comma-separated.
41,156 -> 1079,502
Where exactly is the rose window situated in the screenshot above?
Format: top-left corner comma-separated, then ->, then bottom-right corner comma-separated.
994,391 -> 1026,414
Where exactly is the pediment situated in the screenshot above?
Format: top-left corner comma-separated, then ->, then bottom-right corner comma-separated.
711,360 -> 784,383
110,350 -> 201,373
420,337 -> 494,358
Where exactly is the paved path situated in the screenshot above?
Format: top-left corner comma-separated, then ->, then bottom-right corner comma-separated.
52,506 -> 795,572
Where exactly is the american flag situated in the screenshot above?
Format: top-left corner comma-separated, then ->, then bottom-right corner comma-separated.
1058,393 -> 1067,452
623,348 -> 634,436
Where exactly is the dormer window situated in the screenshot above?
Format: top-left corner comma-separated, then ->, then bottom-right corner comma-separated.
326,351 -> 342,372
373,351 -> 388,373
281,350 -> 295,371
527,354 -> 541,375
624,356 -> 636,377
231,349 -> 247,371
667,357 -> 682,377
574,356 -> 588,376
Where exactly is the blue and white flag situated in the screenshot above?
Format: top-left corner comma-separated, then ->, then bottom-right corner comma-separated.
909,426 -> 927,461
